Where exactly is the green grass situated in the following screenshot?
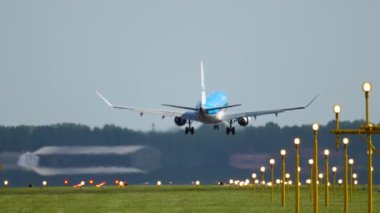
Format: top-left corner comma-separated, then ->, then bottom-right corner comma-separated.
0,185 -> 379,212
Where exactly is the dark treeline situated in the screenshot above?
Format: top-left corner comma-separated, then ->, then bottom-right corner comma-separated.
0,121 -> 378,186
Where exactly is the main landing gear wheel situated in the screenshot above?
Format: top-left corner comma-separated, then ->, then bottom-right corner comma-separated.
185,127 -> 195,135
226,120 -> 235,135
226,127 -> 235,135
185,120 -> 194,135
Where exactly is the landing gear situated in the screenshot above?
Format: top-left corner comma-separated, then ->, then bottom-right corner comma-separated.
185,127 -> 194,134
226,127 -> 235,135
213,125 -> 219,130
185,121 -> 194,135
226,120 -> 235,135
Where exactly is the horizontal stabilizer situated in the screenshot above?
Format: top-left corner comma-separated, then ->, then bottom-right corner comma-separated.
206,104 -> 242,112
162,104 -> 242,112
161,104 -> 198,111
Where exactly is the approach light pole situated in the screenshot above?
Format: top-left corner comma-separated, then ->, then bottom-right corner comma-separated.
352,173 -> 358,194
285,173 -> 290,194
343,138 -> 349,213
312,123 -> 319,213
294,138 -> 301,213
363,82 -> 373,213
260,166 -> 266,196
308,159 -> 314,201
318,173 -> 323,192
252,173 -> 257,193
338,179 -> 343,193
269,159 -> 275,202
330,82 -> 379,213
324,149 -> 330,207
333,104 -> 341,150
349,158 -> 354,203
332,166 -> 337,197
281,149 -> 286,207
306,179 -> 312,201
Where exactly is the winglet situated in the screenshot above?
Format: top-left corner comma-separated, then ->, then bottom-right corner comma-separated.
305,92 -> 321,108
96,91 -> 113,107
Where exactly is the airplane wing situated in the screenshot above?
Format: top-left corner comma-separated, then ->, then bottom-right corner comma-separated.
221,93 -> 320,121
96,91 -> 198,121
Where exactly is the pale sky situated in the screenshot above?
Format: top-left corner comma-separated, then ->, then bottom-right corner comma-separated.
1,0 -> 380,131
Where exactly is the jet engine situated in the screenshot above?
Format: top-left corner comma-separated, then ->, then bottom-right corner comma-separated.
237,117 -> 249,126
174,117 -> 187,126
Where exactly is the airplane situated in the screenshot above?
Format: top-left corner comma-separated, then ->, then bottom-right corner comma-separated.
97,62 -> 320,135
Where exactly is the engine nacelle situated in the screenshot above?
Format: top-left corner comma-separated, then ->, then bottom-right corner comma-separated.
237,117 -> 250,126
174,117 -> 187,126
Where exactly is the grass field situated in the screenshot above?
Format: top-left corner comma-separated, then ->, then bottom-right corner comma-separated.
0,185 -> 379,212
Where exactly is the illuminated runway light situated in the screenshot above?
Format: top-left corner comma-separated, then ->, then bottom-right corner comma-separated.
4,180 -> 9,187
353,173 -> 358,179
285,173 -> 290,179
229,179 -> 234,185
42,180 -> 47,187
157,181 -> 162,186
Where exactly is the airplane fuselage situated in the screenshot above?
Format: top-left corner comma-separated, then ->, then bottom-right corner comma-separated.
196,91 -> 228,124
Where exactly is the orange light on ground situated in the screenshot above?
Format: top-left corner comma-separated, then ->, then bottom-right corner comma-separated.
96,181 -> 106,188
89,179 -> 94,185
64,179 -> 69,185
114,179 -> 119,185
73,183 -> 83,188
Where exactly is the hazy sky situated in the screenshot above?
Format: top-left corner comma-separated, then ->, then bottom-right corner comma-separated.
1,0 -> 380,132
